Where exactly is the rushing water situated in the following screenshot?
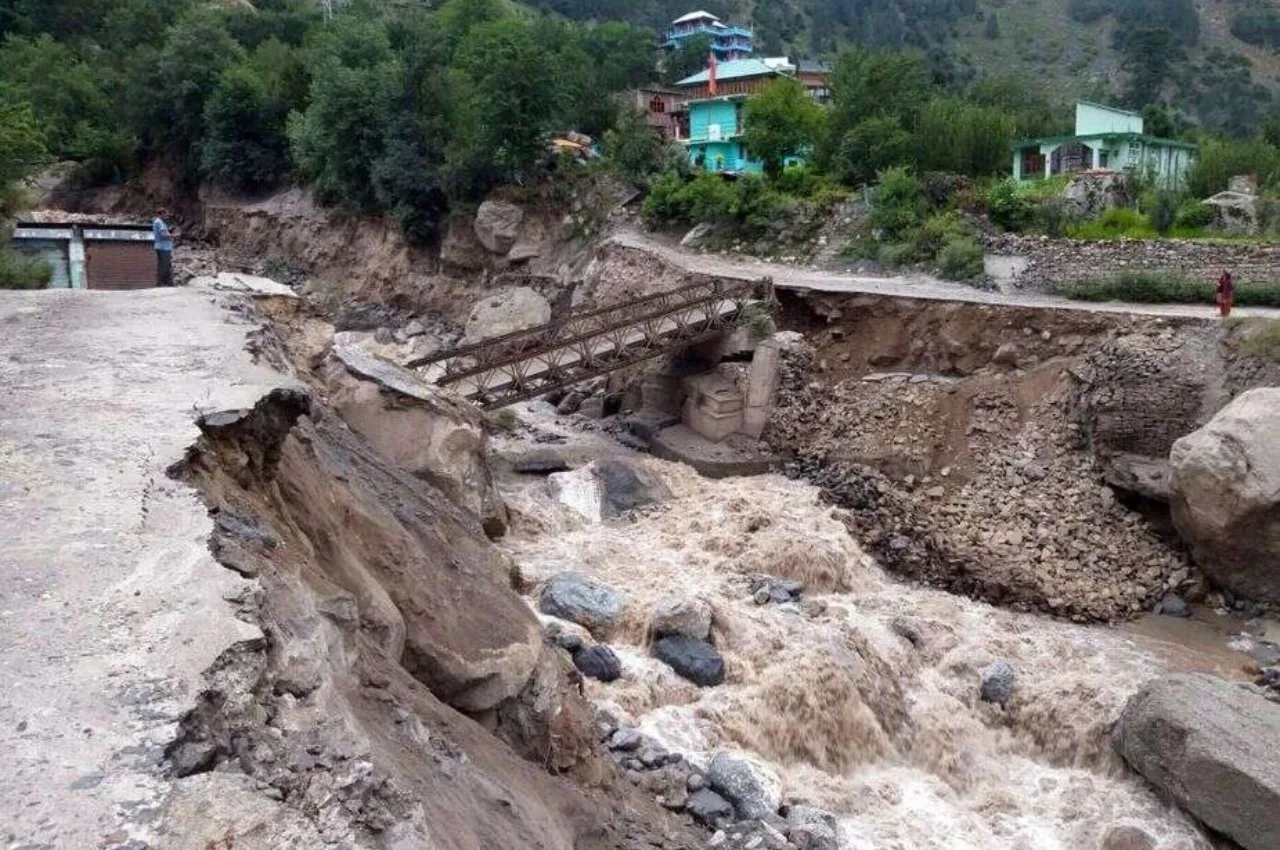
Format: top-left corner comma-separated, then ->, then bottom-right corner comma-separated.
494,407 -> 1241,850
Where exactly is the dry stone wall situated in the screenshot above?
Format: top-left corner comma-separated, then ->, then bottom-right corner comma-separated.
985,234 -> 1280,290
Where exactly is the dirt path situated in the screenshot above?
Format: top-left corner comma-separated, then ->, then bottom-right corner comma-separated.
612,230 -> 1280,321
0,288 -> 285,848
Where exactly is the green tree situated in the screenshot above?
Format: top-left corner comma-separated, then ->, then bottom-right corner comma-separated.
914,97 -> 1014,176
869,166 -> 925,240
448,18 -> 561,193
743,77 -> 825,179
0,96 -> 47,205
830,116 -> 913,185
604,106 -> 665,182
0,96 -> 50,289
1187,137 -> 1280,197
202,65 -> 290,192
819,47 -> 929,174
663,33 -> 712,86
129,7 -> 245,184
584,22 -> 657,92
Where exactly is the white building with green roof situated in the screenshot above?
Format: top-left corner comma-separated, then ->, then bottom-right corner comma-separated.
1012,102 -> 1196,188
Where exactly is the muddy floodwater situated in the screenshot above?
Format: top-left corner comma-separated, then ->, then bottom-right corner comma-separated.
488,405 -> 1275,850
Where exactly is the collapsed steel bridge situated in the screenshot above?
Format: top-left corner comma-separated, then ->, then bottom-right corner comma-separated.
410,277 -> 774,409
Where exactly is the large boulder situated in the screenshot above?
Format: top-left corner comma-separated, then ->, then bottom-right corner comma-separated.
707,751 -> 783,821
538,573 -> 622,636
650,594 -> 713,641
1169,388 -> 1280,604
474,200 -> 525,254
594,458 -> 671,517
547,459 -> 671,522
463,286 -> 551,345
323,346 -> 507,536
1113,674 -> 1280,850
652,635 -> 725,687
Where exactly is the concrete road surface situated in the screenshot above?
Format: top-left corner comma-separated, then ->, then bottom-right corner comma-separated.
0,288 -> 285,848
612,230 -> 1280,321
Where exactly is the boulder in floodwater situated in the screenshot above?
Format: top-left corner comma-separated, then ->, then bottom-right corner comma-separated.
707,750 -> 783,821
1113,674 -> 1280,850
538,572 -> 622,636
652,635 -> 725,687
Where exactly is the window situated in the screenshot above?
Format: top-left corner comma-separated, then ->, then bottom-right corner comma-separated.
650,96 -> 665,114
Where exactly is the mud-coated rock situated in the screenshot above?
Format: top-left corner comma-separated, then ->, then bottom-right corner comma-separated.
463,286 -> 551,345
980,660 -> 1015,706
538,572 -> 622,635
323,347 -> 507,534
1113,674 -> 1280,850
650,594 -> 713,641
686,788 -> 734,828
652,635 -> 725,687
707,751 -> 782,820
1156,592 -> 1190,618
572,645 -> 622,682
785,805 -> 838,850
1170,389 -> 1280,605
474,199 -> 524,254
595,458 -> 670,517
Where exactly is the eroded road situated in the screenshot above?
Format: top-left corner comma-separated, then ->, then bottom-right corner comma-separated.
0,289 -> 284,848
612,230 -> 1280,321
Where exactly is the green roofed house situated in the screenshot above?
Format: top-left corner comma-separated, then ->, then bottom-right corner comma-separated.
1013,102 -> 1196,188
673,57 -> 807,174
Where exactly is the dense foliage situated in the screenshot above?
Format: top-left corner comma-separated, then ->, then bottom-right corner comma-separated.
0,0 -> 659,243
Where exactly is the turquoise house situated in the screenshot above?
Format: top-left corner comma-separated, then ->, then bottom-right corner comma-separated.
674,58 -> 805,174
1013,102 -> 1196,188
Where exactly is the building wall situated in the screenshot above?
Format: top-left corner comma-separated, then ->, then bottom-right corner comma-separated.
15,239 -> 72,288
689,99 -> 743,142
1076,103 -> 1143,135
688,140 -> 754,172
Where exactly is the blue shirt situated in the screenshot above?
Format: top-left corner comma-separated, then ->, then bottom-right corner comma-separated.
152,218 -> 173,252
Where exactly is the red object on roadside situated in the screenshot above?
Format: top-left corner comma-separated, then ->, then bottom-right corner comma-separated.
1217,271 -> 1235,318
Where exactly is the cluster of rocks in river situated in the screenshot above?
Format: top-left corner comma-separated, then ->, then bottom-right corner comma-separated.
537,576 -> 836,848
596,713 -> 839,850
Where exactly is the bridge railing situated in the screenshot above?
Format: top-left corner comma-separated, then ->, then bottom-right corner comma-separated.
411,276 -> 774,408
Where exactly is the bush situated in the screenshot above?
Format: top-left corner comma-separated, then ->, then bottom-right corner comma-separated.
0,249 -> 52,289
878,241 -> 920,265
641,170 -> 688,225
987,178 -> 1031,231
678,172 -> 737,224
1067,207 -> 1154,239
870,167 -> 925,240
1174,199 -> 1214,230
937,237 -> 985,281
1033,196 -> 1071,237
915,210 -> 970,257
1150,190 -> 1178,236
1061,272 -> 1280,306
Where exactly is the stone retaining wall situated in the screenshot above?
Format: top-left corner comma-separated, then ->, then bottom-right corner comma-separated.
984,234 -> 1280,290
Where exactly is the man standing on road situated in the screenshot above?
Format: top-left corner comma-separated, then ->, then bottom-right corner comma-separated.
152,209 -> 178,287
1216,270 -> 1235,318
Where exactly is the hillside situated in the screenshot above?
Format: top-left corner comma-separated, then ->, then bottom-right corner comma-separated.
528,0 -> 1280,135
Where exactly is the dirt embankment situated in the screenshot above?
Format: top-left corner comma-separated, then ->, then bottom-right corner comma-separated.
767,292 -> 1280,622
165,382 -> 700,849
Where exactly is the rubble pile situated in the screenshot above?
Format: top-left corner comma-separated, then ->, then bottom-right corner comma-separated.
771,362 -> 1195,622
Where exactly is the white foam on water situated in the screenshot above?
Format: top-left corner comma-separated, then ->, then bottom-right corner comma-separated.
497,415 -> 1218,850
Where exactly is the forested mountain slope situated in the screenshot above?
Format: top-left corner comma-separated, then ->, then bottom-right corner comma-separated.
530,0 -> 1280,136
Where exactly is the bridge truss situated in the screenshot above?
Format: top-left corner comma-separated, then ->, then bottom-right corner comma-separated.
411,277 -> 774,409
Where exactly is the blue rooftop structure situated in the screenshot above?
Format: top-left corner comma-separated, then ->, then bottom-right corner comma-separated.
663,11 -> 754,61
